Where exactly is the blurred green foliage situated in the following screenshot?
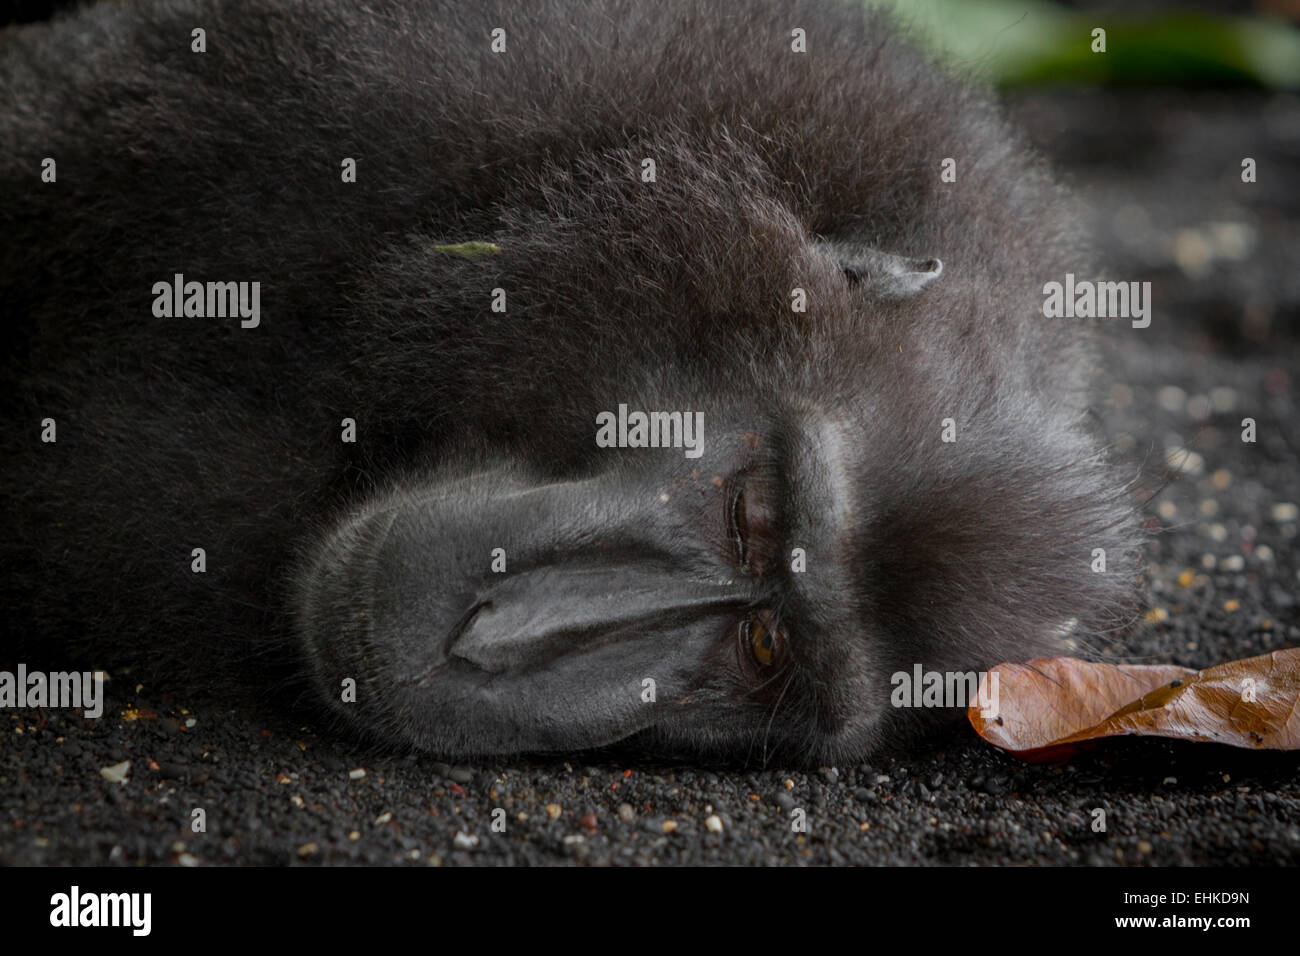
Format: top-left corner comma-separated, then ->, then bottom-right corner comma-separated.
876,0 -> 1300,87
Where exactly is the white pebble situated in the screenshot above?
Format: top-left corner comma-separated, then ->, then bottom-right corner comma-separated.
1271,503 -> 1299,522
1209,387 -> 1237,412
348,768 -> 366,780
1157,386 -> 1187,412
1165,448 -> 1204,475
453,831 -> 479,849
1221,555 -> 1245,572
705,814 -> 724,834
1174,229 -> 1212,278
99,760 -> 131,785
1208,221 -> 1255,260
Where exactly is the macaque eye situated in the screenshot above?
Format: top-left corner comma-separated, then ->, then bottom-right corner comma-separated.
741,611 -> 784,669
727,482 -> 749,569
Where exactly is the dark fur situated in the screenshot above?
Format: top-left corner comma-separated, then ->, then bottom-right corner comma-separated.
1,0 -> 1142,762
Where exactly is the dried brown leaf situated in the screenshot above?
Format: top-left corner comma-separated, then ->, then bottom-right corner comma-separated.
969,648 -> 1300,761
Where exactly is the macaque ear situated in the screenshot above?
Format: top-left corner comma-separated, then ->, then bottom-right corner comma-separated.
818,240 -> 943,299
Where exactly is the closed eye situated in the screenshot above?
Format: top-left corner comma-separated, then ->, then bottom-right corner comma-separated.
727,481 -> 749,571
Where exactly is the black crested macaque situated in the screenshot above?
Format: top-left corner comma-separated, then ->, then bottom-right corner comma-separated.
0,0 -> 1142,762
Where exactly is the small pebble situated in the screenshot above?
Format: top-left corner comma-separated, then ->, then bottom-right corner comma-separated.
99,760 -> 130,785
1221,555 -> 1244,572
1165,448 -> 1204,475
617,803 -> 635,823
1209,387 -> 1237,411
1271,503 -> 1298,522
705,814 -> 724,834
453,831 -> 479,850
1156,385 -> 1186,412
348,768 -> 366,780
545,803 -> 562,820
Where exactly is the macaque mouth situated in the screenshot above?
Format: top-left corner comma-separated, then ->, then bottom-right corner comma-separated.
406,600 -> 489,688
446,600 -> 490,655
